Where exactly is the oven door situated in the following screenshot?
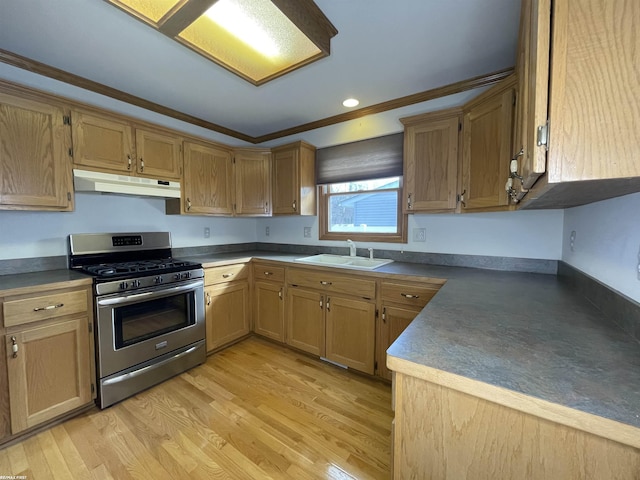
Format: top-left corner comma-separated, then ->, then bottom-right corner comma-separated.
96,279 -> 205,378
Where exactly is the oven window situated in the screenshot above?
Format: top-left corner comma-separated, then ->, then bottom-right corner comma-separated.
113,292 -> 194,348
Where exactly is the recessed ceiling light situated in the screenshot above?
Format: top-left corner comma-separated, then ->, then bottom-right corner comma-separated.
343,98 -> 359,108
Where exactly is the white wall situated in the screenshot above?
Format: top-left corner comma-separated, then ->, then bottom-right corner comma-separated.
0,193 -> 256,260
256,209 -> 564,260
562,192 -> 640,302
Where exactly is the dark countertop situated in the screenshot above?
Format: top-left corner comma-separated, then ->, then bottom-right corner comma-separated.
0,269 -> 93,296
3,251 -> 639,443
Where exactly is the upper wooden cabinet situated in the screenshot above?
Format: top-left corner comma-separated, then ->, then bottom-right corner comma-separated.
0,90 -> 73,211
401,108 -> 461,213
271,141 -> 316,216
178,140 -> 233,215
234,148 -> 271,216
134,127 -> 182,180
461,76 -> 516,211
513,0 -> 640,208
71,109 -> 181,180
71,109 -> 134,173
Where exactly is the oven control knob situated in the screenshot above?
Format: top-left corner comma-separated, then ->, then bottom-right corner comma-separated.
183,272 -> 191,279
154,276 -> 164,284
119,281 -> 129,290
174,273 -> 182,280
133,280 -> 141,288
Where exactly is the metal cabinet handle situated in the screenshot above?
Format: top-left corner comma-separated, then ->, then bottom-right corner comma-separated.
206,292 -> 211,306
33,303 -> 64,312
140,158 -> 144,172
407,193 -> 412,210
278,288 -> 283,300
319,297 -> 323,309
401,293 -> 420,299
382,307 -> 386,323
264,271 -> 273,276
11,336 -> 18,358
222,273 -> 234,278
326,297 -> 331,311
292,200 -> 297,211
319,281 -> 332,286
127,154 -> 132,170
186,198 -> 191,211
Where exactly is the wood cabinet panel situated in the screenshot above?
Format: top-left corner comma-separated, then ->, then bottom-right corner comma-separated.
253,281 -> 285,342
205,281 -> 250,352
462,79 -> 516,211
205,263 -> 249,285
286,287 -> 325,356
393,373 -> 640,479
0,92 -> 72,210
378,305 -> 421,380
402,109 -> 461,212
252,263 -> 285,283
3,289 -> 88,328
71,109 -> 134,173
234,149 -> 270,216
325,296 -> 375,374
181,141 -> 233,215
287,268 -> 376,299
6,316 -> 92,434
380,281 -> 441,309
134,128 -> 181,180
271,141 -> 316,216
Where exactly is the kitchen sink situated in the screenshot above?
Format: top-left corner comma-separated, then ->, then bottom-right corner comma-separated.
294,254 -> 394,270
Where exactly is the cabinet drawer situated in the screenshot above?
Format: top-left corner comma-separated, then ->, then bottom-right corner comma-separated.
3,289 -> 89,328
252,263 -> 285,283
381,281 -> 441,308
288,268 -> 376,299
205,263 -> 249,285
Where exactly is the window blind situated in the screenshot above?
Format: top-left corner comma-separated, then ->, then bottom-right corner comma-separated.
315,133 -> 403,184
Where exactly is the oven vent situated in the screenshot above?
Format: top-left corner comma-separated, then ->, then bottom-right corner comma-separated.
73,169 -> 180,199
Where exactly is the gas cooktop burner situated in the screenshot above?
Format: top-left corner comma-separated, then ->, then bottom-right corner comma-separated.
82,259 -> 199,278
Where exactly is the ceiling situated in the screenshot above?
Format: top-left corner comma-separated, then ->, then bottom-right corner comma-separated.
0,0 -> 520,147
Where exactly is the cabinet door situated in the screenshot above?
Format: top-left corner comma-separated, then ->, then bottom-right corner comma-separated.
71,109 -> 134,173
0,93 -> 72,210
135,128 -> 181,179
325,296 -> 376,374
6,317 -> 92,434
254,281 -> 284,342
183,141 -> 233,215
272,147 -> 299,214
205,281 -> 250,352
234,150 -> 270,216
461,83 -> 515,210
378,304 -> 421,380
404,114 -> 459,212
286,287 -> 325,356
513,0 -> 551,196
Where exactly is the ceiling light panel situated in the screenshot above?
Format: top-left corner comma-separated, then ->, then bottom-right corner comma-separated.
104,0 -> 337,85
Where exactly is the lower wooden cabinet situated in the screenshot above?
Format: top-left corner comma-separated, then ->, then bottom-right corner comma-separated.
325,296 -> 376,374
1,284 -> 94,438
254,281 -> 284,342
205,280 -> 250,352
286,287 -> 325,357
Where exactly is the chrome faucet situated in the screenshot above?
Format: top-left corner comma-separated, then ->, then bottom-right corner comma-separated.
368,247 -> 374,259
347,239 -> 356,257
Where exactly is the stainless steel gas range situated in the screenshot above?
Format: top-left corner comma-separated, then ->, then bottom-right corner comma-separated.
68,232 -> 206,409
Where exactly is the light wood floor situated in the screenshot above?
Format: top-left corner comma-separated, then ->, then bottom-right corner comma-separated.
0,337 -> 393,479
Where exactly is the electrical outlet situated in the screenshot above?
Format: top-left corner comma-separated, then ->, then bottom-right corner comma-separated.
413,228 -> 426,242
204,227 -> 210,238
265,226 -> 270,237
570,230 -> 576,251
303,227 -> 311,238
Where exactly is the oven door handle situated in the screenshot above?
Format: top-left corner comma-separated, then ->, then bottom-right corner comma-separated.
101,344 -> 201,386
97,280 -> 203,306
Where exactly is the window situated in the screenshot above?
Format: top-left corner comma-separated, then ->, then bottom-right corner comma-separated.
319,177 -> 407,243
